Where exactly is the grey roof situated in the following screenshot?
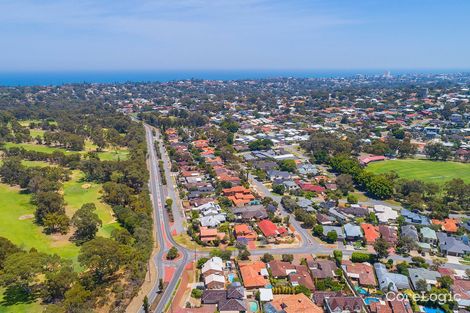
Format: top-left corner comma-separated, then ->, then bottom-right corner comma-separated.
267,170 -> 291,179
374,263 -> 410,292
408,268 -> 441,291
323,226 -> 345,239
200,214 -> 226,227
344,223 -> 363,238
420,227 -> 437,240
437,232 -> 470,255
218,298 -> 247,312
401,209 -> 430,225
401,225 -> 419,241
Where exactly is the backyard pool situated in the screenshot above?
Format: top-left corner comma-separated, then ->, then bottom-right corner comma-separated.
364,297 -> 380,305
355,286 -> 369,296
422,307 -> 444,313
228,273 -> 235,283
249,301 -> 259,312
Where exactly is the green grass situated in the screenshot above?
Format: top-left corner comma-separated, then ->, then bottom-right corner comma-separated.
63,170 -> 120,237
367,159 -> 470,184
0,287 -> 43,313
3,142 -> 70,154
28,129 -> 45,139
97,149 -> 129,161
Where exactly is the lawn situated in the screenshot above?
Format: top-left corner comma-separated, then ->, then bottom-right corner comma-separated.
367,159 -> 470,184
2,142 -> 129,161
63,170 -> 121,237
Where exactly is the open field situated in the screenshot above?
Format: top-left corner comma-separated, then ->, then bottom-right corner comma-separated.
367,159 -> 470,184
2,142 -> 129,161
63,170 -> 120,237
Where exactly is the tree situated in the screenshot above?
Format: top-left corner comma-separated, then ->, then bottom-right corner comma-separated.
396,236 -> 417,255
63,283 -> 93,313
333,250 -> 343,265
238,248 -> 251,261
281,254 -> 294,263
261,253 -> 274,263
326,230 -> 338,243
43,265 -> 77,303
347,194 -> 358,204
336,174 -> 354,195
71,203 -> 102,244
272,184 -> 285,195
0,237 -> 21,269
424,143 -> 451,161
313,225 -> 324,237
277,159 -> 297,173
373,238 -> 390,259
197,257 -> 209,269
415,279 -> 428,292
248,139 -> 273,151
78,237 -> 128,283
191,288 -> 203,299
33,191 -> 65,224
366,174 -> 394,199
43,212 -> 70,235
437,276 -> 453,289
167,247 -> 179,260
143,295 -> 150,313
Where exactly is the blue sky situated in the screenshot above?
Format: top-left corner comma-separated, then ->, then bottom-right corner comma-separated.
1,0 -> 469,71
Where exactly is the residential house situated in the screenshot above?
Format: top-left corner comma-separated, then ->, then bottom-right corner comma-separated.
201,257 -> 224,277
238,261 -> 269,289
432,218 -> 459,233
202,286 -> 246,312
289,265 -> 315,291
361,223 -> 380,244
257,220 -> 288,240
340,205 -> 369,218
298,163 -> 318,176
230,205 -> 268,221
267,170 -> 291,181
317,213 -> 335,225
265,294 -> 323,313
374,263 -> 410,292
282,180 -> 300,191
408,268 -> 441,291
298,198 -> 315,212
401,209 -> 430,225
378,225 -> 398,245
437,232 -> 470,257
344,223 -> 364,241
323,226 -> 345,241
200,227 -> 226,243
373,205 -> 398,224
420,227 -> 438,245
309,259 -> 338,279
233,224 -> 257,241
342,260 -> 377,287
205,274 -> 226,289
401,225 -> 419,242
268,260 -> 297,278
324,296 -> 364,313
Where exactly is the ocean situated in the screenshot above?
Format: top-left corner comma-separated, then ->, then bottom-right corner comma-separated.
0,69 -> 465,87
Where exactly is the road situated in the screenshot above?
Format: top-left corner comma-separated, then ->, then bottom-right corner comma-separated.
141,124 -> 189,313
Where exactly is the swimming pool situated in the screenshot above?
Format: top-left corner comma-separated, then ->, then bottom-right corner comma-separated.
422,307 -> 444,313
364,297 -> 380,305
228,273 -> 235,283
249,301 -> 259,312
355,286 -> 369,296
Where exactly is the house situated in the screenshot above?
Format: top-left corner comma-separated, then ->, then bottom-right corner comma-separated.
437,232 -> 470,257
361,223 -> 380,244
401,225 -> 419,242
340,205 -> 369,218
205,274 -> 226,289
297,181 -> 326,193
289,265 -> 315,290
218,299 -> 247,312
297,198 -> 315,212
265,294 -> 323,313
359,155 -> 386,165
238,261 -> 269,289
369,297 -> 413,313
420,227 -> 438,245
374,263 -> 410,292
317,213 -> 335,225
298,163 -> 318,176
257,220 -> 288,239
309,259 -> 338,279
328,208 -> 348,223
401,209 -> 430,225
200,227 -> 226,243
234,224 -> 257,241
378,225 -> 398,245
342,260 -> 377,287
267,170 -> 291,181
202,286 -> 246,312
373,205 -> 398,224
323,226 -> 345,241
223,186 -> 256,207
230,205 -> 268,221
324,296 -> 364,313
200,214 -> 226,228
408,268 -> 441,291
201,257 -> 224,277
344,223 -> 363,241
282,180 -> 300,191
432,218 -> 459,233
451,279 -> 470,308
268,260 -> 296,278
259,288 -> 274,302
